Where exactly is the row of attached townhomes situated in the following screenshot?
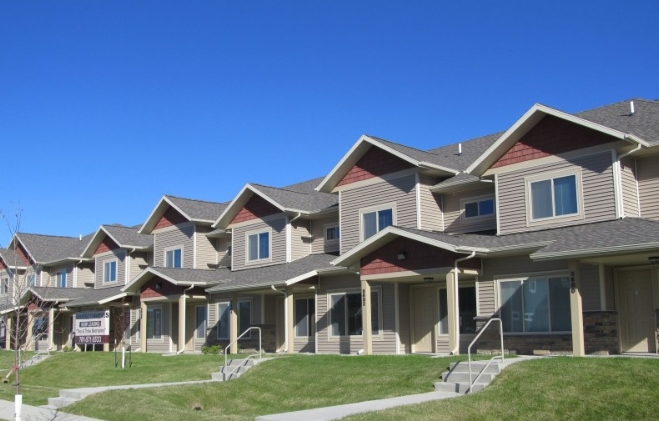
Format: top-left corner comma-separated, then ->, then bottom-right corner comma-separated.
2,98 -> 659,357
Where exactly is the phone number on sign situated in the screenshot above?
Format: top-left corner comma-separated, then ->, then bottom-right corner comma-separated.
76,336 -> 104,344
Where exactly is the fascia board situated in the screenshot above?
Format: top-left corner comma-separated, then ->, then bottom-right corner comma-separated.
98,292 -> 128,305
285,270 -> 319,286
531,242 -> 659,261
207,279 -> 287,293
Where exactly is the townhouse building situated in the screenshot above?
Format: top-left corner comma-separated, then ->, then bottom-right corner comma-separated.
2,98 -> 659,358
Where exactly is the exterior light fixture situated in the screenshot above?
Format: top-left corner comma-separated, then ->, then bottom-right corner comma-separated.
155,282 -> 162,290
397,251 -> 407,260
423,277 -> 434,283
649,256 -> 659,264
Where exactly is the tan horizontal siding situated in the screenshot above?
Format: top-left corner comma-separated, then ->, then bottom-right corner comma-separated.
291,219 -> 311,261
316,274 -> 362,354
443,186 -> 496,233
232,216 -> 287,271
637,154 -> 659,219
195,225 -> 217,269
154,223 -> 194,268
620,157 -> 640,217
477,279 -> 496,316
311,216 -> 340,254
418,175 -> 443,232
95,251 -> 126,288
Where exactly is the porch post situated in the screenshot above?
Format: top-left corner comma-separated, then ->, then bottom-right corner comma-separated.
27,312 -> 35,351
48,307 -> 55,351
569,260 -> 585,356
361,280 -> 373,355
178,294 -> 186,353
230,293 -> 238,354
140,301 -> 147,352
446,271 -> 459,354
286,287 -> 295,354
5,317 -> 11,350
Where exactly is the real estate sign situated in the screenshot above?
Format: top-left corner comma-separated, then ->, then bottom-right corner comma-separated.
75,310 -> 110,344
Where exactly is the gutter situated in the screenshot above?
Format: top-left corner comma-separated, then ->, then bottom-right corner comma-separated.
270,286 -> 288,352
450,251 -> 477,355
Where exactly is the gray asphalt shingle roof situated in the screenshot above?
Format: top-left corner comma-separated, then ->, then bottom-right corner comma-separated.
66,285 -> 127,307
17,233 -> 88,264
0,248 -> 24,267
30,287 -> 93,302
102,225 -> 153,248
166,196 -> 229,222
251,177 -> 338,213
574,98 -> 659,145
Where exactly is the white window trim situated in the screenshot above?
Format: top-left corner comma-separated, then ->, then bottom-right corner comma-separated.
294,295 -> 316,338
56,270 -> 67,288
359,203 -> 397,242
324,223 -> 340,244
164,246 -> 183,268
326,287 -> 383,340
460,194 -> 496,223
525,168 -> 584,227
216,301 -> 231,340
103,259 -> 118,283
146,304 -> 164,341
245,228 -> 272,265
496,273 -> 572,335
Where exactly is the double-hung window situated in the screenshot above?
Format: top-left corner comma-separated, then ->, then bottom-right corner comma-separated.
295,297 -> 315,337
361,206 -> 394,241
165,247 -> 182,268
103,260 -> 117,283
247,230 -> 270,262
527,171 -> 581,223
146,306 -> 162,339
329,289 -> 381,337
498,276 -> 571,333
56,270 -> 67,288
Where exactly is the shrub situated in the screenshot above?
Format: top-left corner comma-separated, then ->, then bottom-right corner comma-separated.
201,345 -> 220,355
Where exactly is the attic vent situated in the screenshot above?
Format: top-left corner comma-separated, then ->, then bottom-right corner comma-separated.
458,143 -> 462,155
630,101 -> 635,115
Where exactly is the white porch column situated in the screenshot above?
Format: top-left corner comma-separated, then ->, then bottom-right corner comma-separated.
569,260 -> 585,356
286,287 -> 295,354
140,301 -> 147,352
5,317 -> 11,350
178,294 -> 186,353
27,313 -> 35,351
446,271 -> 459,354
48,307 -> 55,351
230,293 -> 238,354
361,280 -> 373,355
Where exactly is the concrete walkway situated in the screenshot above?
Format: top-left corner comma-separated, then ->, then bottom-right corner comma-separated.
0,398 -> 104,421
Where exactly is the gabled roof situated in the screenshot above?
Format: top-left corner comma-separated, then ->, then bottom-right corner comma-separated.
316,134 -> 460,193
0,248 -> 26,269
213,177 -> 338,228
140,195 -> 229,234
122,266 -> 225,294
82,224 -> 153,258
430,172 -> 490,193
11,233 -> 91,266
29,286 -> 88,302
66,285 -> 127,307
466,100 -> 656,176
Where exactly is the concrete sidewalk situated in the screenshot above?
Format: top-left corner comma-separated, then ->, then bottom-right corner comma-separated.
0,399 -> 105,421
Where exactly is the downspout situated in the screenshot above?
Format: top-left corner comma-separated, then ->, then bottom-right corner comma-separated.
176,284 -> 195,355
450,251 -> 477,355
270,285 -> 288,352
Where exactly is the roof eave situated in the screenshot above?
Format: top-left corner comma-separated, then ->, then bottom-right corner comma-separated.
531,242 -> 659,261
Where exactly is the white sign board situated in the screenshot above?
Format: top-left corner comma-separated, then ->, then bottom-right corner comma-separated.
75,310 -> 110,344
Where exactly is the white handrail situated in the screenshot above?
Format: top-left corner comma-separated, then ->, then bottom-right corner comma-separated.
467,317 -> 503,394
223,327 -> 262,381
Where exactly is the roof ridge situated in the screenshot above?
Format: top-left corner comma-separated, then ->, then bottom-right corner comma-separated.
251,183 -> 311,196
165,195 -> 229,206
367,134 -> 443,157
18,232 -> 78,240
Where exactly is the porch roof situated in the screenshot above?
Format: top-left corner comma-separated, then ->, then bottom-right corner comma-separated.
29,286 -> 91,302
122,266 -> 226,294
66,285 -> 127,307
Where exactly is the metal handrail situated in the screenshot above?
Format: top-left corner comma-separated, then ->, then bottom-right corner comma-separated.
467,317 -> 503,394
223,327 -> 262,381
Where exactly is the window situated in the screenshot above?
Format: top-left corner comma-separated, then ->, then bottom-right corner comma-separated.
463,197 -> 495,219
527,172 -> 580,222
247,230 -> 270,262
196,306 -> 207,339
361,207 -> 394,240
325,225 -> 340,242
1,278 -> 7,295
499,276 -> 571,333
438,286 -> 477,335
33,314 -> 48,341
238,300 -> 252,338
103,260 -> 117,283
295,297 -> 315,337
165,248 -> 182,268
146,306 -> 162,339
56,270 -> 67,288
27,273 -> 37,287
329,289 -> 381,337
217,302 -> 230,339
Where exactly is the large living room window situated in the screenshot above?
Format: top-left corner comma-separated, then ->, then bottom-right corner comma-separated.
329,289 -> 381,337
526,170 -> 581,223
498,276 -> 571,333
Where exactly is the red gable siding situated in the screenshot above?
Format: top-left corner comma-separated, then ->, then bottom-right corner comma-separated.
95,236 -> 120,254
16,244 -> 31,265
231,195 -> 280,224
141,277 -> 184,299
154,207 -> 188,230
491,115 -> 618,169
337,146 -> 415,187
0,260 -> 6,270
360,237 -> 480,276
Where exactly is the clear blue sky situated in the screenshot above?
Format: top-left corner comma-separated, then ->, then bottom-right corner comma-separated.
1,1 -> 658,246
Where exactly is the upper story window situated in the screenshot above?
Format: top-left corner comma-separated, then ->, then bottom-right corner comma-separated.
56,270 -> 67,288
165,247 -> 182,268
247,230 -> 270,262
360,205 -> 394,241
103,260 -> 117,283
526,170 -> 582,225
463,196 -> 495,220
1,278 -> 8,295
27,273 -> 37,287
325,224 -> 340,242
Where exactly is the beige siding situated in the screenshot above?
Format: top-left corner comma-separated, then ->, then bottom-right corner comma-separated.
94,250 -> 126,289
46,264 -> 75,288
76,264 -> 94,286
206,293 -> 262,341
580,263 -> 601,311
340,174 -> 417,253
290,219 -> 311,261
620,158 -> 640,217
154,223 -> 194,268
398,283 -> 410,354
232,216 -> 287,271
146,303 -> 171,353
217,237 -> 231,268
311,216 -> 340,254
195,226 -> 217,269
418,175 -> 443,232
316,274 -> 362,354
477,279 -> 496,316
442,186 -> 496,233
497,151 -> 616,234
372,282 -> 397,354
637,154 -> 659,219
129,252 -> 148,281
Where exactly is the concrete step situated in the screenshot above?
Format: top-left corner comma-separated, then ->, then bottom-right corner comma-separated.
224,358 -> 256,367
60,389 -> 93,400
47,396 -> 78,408
447,361 -> 501,374
440,371 -> 496,383
434,381 -> 485,394
210,372 -> 226,381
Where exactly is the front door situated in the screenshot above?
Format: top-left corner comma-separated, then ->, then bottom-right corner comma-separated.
412,287 -> 436,353
618,269 -> 656,353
